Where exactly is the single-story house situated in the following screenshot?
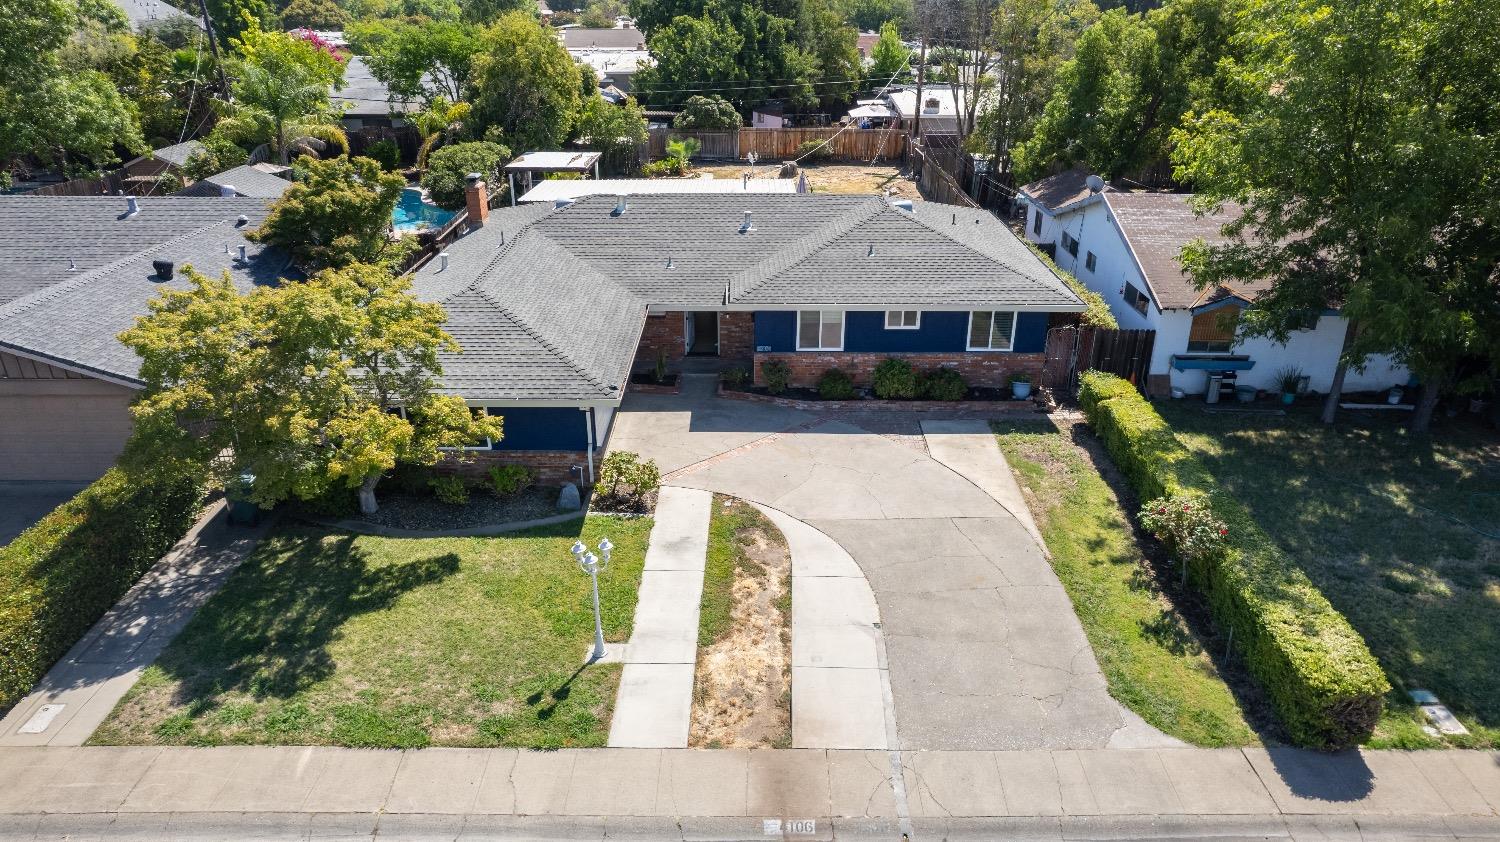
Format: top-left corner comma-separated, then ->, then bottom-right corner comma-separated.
1016,180 -> 1409,397
176,164 -> 293,198
573,49 -> 651,94
879,86 -> 958,136
0,196 -> 286,482
410,187 -> 1084,484
560,27 -> 646,51
123,140 -> 204,182
0,189 -> 1084,487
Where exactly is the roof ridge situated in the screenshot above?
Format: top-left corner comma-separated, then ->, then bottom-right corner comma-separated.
440,206 -> 559,303
726,196 -> 887,303
907,206 -> 1074,297
0,219 -> 235,324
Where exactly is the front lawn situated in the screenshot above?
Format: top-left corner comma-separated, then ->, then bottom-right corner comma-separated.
91,516 -> 650,748
1156,402 -> 1500,748
994,418 -> 1267,747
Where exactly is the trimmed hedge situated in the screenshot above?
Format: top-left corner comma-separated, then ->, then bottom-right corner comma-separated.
0,468 -> 203,713
1078,371 -> 1389,748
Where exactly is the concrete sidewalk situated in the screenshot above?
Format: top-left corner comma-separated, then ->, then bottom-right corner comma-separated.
606,486 -> 712,749
0,745 -> 1496,836
0,502 -> 268,747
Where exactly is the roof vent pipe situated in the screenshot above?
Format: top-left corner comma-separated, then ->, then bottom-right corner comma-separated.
666,256 -> 674,269
68,259 -> 77,271
613,195 -> 628,215
219,184 -> 237,198
892,199 -> 914,213
236,244 -> 247,262
125,197 -> 139,216
152,259 -> 174,280
439,251 -> 450,272
867,244 -> 875,257
554,198 -> 575,209
742,173 -> 749,189
739,211 -> 753,233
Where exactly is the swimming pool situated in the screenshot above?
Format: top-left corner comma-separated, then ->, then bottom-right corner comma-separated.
392,187 -> 457,232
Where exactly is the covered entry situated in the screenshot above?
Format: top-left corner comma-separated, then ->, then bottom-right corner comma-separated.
685,312 -> 719,356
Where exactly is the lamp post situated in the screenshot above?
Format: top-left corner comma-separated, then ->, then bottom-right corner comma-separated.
571,537 -> 614,662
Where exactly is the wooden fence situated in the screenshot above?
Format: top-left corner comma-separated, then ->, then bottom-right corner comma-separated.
1042,326 -> 1157,395
643,127 -> 907,163
909,138 -> 979,208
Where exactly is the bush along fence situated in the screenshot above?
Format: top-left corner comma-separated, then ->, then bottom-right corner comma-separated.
0,467 -> 204,713
1078,371 -> 1389,749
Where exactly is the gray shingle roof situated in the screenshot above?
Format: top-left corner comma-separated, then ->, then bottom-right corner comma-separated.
150,140 -> 206,168
1018,168 -> 1110,213
0,212 -> 288,384
334,57 -> 421,118
1103,192 -> 1258,309
177,165 -> 293,198
115,0 -> 202,31
0,196 -> 273,305
562,28 -> 646,50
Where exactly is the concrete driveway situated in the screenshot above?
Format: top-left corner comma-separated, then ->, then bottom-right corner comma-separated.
608,376 -> 1174,751
0,482 -> 83,545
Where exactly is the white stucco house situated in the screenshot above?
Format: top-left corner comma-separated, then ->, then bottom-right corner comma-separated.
1017,171 -> 1409,397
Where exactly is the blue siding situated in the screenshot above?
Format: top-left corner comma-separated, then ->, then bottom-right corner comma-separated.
1013,312 -> 1049,353
754,310 -> 1051,354
844,310 -> 968,352
485,406 -> 588,451
753,311 -> 797,352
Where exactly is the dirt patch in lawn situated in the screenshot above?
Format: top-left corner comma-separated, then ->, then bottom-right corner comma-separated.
690,163 -> 920,200
690,497 -> 792,748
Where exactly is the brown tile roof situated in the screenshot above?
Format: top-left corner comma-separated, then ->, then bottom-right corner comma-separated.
1019,168 -> 1108,213
1104,192 -> 1265,310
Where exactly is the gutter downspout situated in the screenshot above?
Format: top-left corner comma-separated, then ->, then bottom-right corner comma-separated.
581,406 -> 596,485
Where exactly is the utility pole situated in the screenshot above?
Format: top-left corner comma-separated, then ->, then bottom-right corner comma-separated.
196,0 -> 232,100
912,35 -> 927,142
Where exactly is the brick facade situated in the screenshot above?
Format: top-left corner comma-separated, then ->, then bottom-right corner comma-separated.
635,311 -> 686,366
752,352 -> 1046,389
718,312 -> 754,360
438,449 -> 593,488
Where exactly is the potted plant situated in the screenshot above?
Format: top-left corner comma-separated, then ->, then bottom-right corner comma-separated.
1009,372 -> 1032,400
1275,366 -> 1302,405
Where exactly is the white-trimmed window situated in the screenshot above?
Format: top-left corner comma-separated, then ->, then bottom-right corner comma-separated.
884,310 -> 920,330
797,310 -> 844,350
967,310 -> 1015,351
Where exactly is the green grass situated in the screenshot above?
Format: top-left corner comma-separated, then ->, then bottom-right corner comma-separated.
699,495 -> 779,646
993,419 -> 1264,747
1156,402 -> 1500,748
90,516 -> 651,749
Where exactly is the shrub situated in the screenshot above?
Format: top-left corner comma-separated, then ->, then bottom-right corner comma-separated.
366,138 -> 401,172
762,360 -> 791,395
598,451 -> 661,501
818,367 -> 857,400
429,475 -> 470,505
1139,495 -> 1228,563
0,468 -> 203,711
485,464 -> 534,498
920,367 -> 968,401
672,95 -> 741,131
1078,371 -> 1389,748
1009,371 -> 1032,385
721,367 -> 749,389
421,141 -> 511,210
641,159 -> 686,177
871,358 -> 918,399
795,139 -> 832,161
654,349 -> 669,384
387,462 -> 435,496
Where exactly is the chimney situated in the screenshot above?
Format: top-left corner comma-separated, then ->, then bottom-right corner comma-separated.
219,184 -> 237,198
464,173 -> 489,227
438,251 -> 450,272
125,196 -> 140,216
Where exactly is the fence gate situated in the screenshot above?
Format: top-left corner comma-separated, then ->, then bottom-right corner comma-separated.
1042,326 -> 1156,396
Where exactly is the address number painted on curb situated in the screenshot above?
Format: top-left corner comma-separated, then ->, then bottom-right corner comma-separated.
763,818 -> 817,835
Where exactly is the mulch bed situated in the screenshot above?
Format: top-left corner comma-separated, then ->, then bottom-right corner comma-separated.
337,486 -> 558,531
719,384 -> 1037,411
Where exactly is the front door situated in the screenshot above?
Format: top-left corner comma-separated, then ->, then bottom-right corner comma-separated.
687,312 -> 719,356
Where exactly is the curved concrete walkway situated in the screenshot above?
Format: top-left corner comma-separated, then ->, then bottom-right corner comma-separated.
610,376 -> 1174,751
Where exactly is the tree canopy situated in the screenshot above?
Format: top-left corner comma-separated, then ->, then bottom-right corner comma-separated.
421,140 -> 510,208
120,264 -> 502,513
866,21 -> 908,84
672,94 -> 741,130
577,95 -> 650,174
251,156 -> 408,269
230,22 -> 346,162
364,19 -> 487,104
469,11 -> 582,151
1172,0 -> 1499,430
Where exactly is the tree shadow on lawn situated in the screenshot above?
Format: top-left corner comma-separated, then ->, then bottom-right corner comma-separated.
1156,403 -> 1500,729
156,528 -> 461,709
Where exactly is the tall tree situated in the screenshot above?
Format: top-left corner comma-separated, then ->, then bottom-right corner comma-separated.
469,11 -> 583,150
1173,0 -> 1500,431
120,265 -> 502,514
230,22 -> 346,162
918,0 -> 999,142
364,20 -> 487,105
866,21 -> 908,83
795,0 -> 862,108
250,156 -> 409,269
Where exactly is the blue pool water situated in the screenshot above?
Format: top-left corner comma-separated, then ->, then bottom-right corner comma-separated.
392,187 -> 457,232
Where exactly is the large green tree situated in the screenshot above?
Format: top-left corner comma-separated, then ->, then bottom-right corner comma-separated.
672,94 -> 741,130
251,156 -> 409,269
576,95 -> 649,174
120,264 -> 502,514
469,11 -> 582,151
230,21 -> 346,162
364,20 -> 487,104
1014,0 -> 1239,183
1172,0 -> 1500,431
421,140 -> 510,208
866,21 -> 908,84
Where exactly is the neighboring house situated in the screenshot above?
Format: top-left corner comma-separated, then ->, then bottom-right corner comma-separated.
176,164 -> 293,199
0,196 -> 287,482
516,177 -> 795,204
855,31 -> 881,62
1015,168 -> 1111,250
113,0 -> 202,31
560,27 -> 646,50
573,49 -> 651,94
1021,182 -> 1408,396
123,140 -> 204,183
880,87 -> 958,136
751,103 -> 787,128
411,187 -> 1084,483
333,57 -> 420,132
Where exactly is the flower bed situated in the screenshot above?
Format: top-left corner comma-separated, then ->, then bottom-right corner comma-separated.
718,383 -> 1038,412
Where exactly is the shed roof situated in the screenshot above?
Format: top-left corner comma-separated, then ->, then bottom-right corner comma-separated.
504,151 -> 603,172
177,164 -> 292,198
517,177 -> 795,203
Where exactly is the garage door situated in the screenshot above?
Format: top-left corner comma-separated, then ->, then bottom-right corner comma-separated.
0,377 -> 135,482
